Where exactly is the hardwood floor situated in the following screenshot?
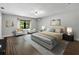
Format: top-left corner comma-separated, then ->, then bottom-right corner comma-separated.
63,41 -> 79,55
5,35 -> 79,55
5,35 -> 41,55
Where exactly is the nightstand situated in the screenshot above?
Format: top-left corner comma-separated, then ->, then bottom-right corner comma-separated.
62,33 -> 74,41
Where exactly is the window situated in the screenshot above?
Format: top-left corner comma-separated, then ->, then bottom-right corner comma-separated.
20,20 -> 30,29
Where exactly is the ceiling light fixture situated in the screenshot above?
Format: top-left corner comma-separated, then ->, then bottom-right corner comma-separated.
32,9 -> 45,16
34,10 -> 39,15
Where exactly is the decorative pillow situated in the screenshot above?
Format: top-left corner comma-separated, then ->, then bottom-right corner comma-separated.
55,28 -> 61,33
60,28 -> 64,33
46,27 -> 55,32
55,28 -> 65,33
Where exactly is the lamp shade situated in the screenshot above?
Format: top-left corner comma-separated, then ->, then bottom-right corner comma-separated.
41,26 -> 45,30
67,27 -> 72,35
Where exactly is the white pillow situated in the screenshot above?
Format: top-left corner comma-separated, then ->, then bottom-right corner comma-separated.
55,28 -> 61,33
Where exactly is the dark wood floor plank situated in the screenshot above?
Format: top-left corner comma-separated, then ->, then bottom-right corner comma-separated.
6,36 -> 40,55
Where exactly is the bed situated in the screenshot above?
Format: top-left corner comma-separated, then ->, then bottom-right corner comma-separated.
31,26 -> 69,54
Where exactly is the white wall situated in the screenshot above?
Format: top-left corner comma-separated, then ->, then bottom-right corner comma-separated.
37,10 -> 79,41
0,11 -> 3,39
2,14 -> 37,37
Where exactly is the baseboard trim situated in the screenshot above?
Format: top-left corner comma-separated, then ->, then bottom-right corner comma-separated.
75,38 -> 79,41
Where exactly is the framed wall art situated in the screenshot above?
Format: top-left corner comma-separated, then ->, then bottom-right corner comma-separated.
50,19 -> 61,26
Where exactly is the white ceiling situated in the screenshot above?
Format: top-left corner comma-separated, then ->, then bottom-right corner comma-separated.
0,3 -> 79,18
